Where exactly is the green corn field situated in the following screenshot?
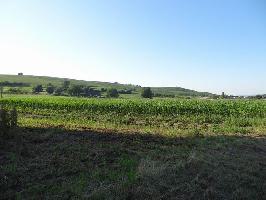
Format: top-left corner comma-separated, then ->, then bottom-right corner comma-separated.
1,96 -> 265,135
1,96 -> 266,116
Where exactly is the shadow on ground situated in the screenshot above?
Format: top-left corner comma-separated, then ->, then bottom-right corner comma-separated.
1,127 -> 266,199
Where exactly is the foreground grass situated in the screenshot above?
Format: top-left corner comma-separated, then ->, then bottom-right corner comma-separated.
1,127 -> 266,199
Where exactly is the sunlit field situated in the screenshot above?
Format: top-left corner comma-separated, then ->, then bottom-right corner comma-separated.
1,96 -> 266,135
1,96 -> 266,199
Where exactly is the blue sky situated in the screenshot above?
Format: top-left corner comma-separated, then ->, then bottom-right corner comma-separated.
0,0 -> 265,95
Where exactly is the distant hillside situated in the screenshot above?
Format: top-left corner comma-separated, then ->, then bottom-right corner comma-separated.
152,87 -> 212,97
0,74 -> 135,89
0,74 -> 213,97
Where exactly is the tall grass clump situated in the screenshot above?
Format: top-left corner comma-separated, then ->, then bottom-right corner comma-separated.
0,106 -> 18,138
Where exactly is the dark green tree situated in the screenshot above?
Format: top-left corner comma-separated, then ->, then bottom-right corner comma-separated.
32,85 -> 43,93
107,88 -> 119,98
46,83 -> 55,94
141,87 -> 153,99
255,95 -> 263,99
63,80 -> 70,90
82,86 -> 101,97
68,85 -> 83,96
54,87 -> 64,96
101,88 -> 107,92
221,92 -> 225,99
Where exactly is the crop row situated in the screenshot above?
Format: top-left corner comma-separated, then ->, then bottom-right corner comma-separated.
0,96 -> 266,117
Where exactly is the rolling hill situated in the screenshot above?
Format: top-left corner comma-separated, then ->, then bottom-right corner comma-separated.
0,74 -> 213,97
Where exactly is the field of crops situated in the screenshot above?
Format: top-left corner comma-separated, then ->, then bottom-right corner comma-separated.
1,96 -> 266,135
1,96 -> 266,115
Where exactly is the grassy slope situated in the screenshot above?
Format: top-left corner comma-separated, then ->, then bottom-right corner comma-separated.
152,87 -> 212,97
0,74 -> 135,89
0,74 -> 213,97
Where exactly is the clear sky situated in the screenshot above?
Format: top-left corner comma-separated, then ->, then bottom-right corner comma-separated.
0,0 -> 265,95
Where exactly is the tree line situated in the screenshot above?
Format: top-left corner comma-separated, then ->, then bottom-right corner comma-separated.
32,81 -> 102,97
32,80 -> 154,98
0,81 -> 30,87
0,80 -> 155,99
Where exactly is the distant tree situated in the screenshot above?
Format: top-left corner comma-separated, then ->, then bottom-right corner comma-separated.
32,85 -> 43,93
212,94 -> 220,99
62,80 -> 70,90
46,83 -> 55,94
107,88 -> 119,98
0,81 -> 30,87
82,86 -> 101,97
141,87 -> 153,99
68,85 -> 83,96
101,88 -> 107,92
54,87 -> 64,96
255,95 -> 263,99
118,89 -> 132,94
221,92 -> 225,99
7,88 -> 24,94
